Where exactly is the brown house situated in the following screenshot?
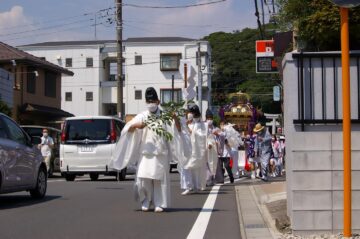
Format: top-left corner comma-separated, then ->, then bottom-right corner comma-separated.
0,42 -> 74,127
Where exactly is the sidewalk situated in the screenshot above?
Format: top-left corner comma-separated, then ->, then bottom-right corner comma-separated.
235,176 -> 287,239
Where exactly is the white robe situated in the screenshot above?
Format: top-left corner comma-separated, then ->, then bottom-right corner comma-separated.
113,109 -> 185,208
205,125 -> 218,176
181,121 -> 207,190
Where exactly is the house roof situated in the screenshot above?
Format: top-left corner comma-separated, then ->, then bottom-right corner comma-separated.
0,42 -> 73,76
19,37 -> 197,47
125,37 -> 196,43
21,103 -> 74,118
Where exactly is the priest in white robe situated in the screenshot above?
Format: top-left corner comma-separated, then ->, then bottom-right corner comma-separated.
204,109 -> 219,187
113,87 -> 182,212
181,104 -> 207,195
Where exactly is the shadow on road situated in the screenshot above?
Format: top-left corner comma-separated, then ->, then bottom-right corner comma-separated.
0,195 -> 61,210
136,208 -> 221,213
96,187 -> 124,190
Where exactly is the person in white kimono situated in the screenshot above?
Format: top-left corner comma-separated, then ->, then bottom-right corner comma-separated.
205,109 -> 218,187
113,87 -> 181,212
181,104 -> 207,195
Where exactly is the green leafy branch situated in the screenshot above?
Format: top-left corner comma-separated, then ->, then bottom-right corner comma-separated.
143,101 -> 190,141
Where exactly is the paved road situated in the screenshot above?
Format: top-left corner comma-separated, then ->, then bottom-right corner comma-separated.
0,173 -> 241,239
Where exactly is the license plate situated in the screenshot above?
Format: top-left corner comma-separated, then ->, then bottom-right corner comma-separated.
80,145 -> 94,152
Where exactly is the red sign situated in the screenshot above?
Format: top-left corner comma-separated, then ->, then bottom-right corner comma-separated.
256,40 -> 277,73
256,40 -> 274,57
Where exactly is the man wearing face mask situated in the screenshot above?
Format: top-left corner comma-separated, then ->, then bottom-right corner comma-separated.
38,128 -> 54,176
113,87 -> 182,212
181,104 -> 207,195
204,109 -> 218,186
214,120 -> 235,184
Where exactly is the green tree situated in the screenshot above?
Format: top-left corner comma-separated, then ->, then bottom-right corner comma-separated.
203,27 -> 281,114
0,100 -> 11,117
276,0 -> 360,51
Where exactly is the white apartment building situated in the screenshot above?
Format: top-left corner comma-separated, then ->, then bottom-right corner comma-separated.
19,37 -> 212,119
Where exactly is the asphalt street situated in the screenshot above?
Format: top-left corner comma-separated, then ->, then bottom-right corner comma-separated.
0,173 -> 241,239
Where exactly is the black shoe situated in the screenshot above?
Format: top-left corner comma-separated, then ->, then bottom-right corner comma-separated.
230,178 -> 234,183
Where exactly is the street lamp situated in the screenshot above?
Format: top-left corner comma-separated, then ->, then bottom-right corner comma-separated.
328,1 -> 360,237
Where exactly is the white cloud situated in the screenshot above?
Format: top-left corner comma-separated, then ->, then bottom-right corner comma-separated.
0,5 -> 29,27
0,6 -> 35,45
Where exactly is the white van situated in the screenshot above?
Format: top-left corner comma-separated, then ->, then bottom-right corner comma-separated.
60,116 -> 126,181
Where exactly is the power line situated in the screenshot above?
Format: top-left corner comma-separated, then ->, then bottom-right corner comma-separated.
122,0 -> 227,9
0,18 -> 93,37
1,21 -> 108,42
0,6 -> 115,31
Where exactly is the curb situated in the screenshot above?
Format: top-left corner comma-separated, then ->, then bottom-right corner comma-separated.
235,187 -> 247,239
250,185 -> 284,239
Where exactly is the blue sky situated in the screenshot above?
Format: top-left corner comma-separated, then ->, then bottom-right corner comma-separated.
0,0 -> 269,46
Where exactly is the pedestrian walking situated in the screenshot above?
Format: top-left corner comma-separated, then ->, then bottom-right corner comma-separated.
113,87 -> 183,212
245,132 -> 259,179
253,123 -> 272,182
205,109 -> 218,187
214,121 -> 234,184
181,104 -> 207,195
270,135 -> 282,177
38,128 -> 54,176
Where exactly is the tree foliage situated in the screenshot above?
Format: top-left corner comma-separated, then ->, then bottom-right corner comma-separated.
203,27 -> 281,114
276,0 -> 360,51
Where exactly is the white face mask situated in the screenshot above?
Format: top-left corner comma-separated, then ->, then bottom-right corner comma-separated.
207,120 -> 213,126
43,133 -> 48,137
146,103 -> 158,113
193,117 -> 200,123
188,113 -> 194,121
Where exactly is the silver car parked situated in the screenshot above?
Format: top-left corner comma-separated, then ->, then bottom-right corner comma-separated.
0,113 -> 47,198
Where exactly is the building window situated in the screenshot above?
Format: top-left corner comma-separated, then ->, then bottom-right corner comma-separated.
44,71 -> 57,98
65,92 -> 72,101
135,90 -> 142,100
160,53 -> 181,71
86,57 -> 93,67
160,89 -> 182,104
65,58 -> 72,67
27,67 -> 36,94
86,92 -> 93,101
135,55 -> 142,65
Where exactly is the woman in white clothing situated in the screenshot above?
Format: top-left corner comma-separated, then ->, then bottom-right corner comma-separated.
181,104 -> 207,195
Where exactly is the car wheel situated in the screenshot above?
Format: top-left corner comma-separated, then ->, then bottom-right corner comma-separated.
30,167 -> 47,199
90,173 -> 99,181
65,174 -> 76,181
118,168 -> 126,181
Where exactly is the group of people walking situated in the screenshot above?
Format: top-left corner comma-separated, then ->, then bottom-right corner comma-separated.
113,87 -> 285,212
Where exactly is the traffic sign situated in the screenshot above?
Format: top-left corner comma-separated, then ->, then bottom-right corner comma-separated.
256,40 -> 278,73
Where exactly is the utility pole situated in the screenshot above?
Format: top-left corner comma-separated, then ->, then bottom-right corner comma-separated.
260,0 -> 266,35
197,42 -> 202,114
116,0 -> 124,119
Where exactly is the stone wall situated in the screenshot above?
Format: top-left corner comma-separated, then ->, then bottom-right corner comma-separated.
283,51 -> 360,234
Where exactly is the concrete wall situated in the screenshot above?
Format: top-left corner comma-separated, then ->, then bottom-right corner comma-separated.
283,51 -> 360,235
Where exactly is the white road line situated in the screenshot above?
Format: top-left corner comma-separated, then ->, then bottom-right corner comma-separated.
186,177 -> 244,239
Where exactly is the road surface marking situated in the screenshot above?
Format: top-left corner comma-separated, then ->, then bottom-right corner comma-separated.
186,178 -> 244,239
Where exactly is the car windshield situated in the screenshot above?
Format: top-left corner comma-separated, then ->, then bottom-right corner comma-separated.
65,119 -> 110,141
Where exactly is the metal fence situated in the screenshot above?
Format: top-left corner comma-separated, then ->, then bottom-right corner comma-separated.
292,52 -> 360,131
